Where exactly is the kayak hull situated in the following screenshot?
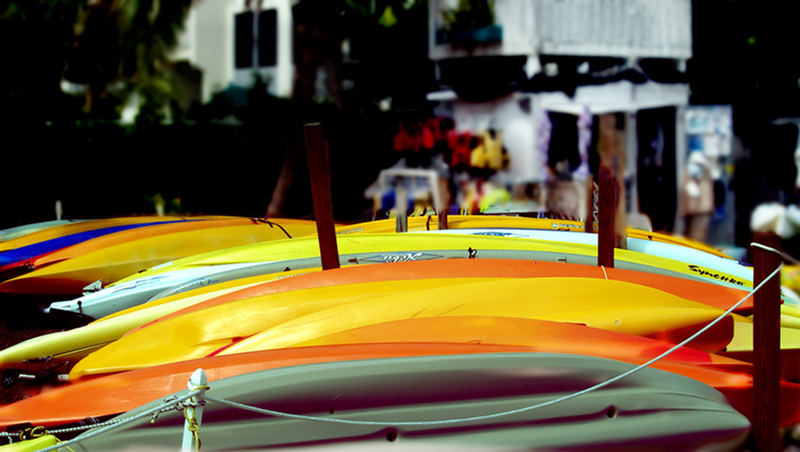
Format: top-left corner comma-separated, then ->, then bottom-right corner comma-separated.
64,353 -> 751,451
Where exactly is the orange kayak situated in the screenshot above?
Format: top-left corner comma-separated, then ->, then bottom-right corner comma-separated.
1,319 -> 798,430
130,258 -> 752,337
0,259 -> 749,374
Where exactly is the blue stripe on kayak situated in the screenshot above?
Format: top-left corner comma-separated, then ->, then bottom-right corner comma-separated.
0,219 -> 199,269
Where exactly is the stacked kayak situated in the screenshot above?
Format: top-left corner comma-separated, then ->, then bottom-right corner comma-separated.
1,213 -> 798,450
338,214 -> 734,258
0,215 -> 226,281
0,258 -> 753,369
3,317 -> 796,430
0,217 -> 319,299
41,228 -> 761,321
0,219 -> 89,243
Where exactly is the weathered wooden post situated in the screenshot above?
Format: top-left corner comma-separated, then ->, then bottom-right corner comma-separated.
752,232 -> 781,451
596,166 -> 616,268
304,122 -> 340,270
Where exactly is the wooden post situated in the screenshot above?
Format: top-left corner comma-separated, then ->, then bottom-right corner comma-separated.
304,123 -> 340,270
597,113 -> 627,249
597,166 -> 616,268
438,210 -> 448,230
752,232 -> 781,451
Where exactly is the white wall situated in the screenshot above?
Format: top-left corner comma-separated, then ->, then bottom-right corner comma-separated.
175,0 -> 295,103
429,0 -> 692,61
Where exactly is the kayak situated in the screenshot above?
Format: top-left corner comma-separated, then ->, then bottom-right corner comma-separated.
0,219 -> 319,297
11,217 -> 278,273
0,215 -> 230,252
44,232 -> 755,320
421,228 -> 800,323
0,219 -> 88,242
0,275 -> 278,367
338,214 -> 733,259
0,218 -> 205,277
116,232 -> 749,291
720,313 -> 800,381
128,258 -> 752,336
0,434 -> 59,452
291,316 -> 800,426
0,259 -> 751,369
206,278 -> 733,357
421,228 -> 748,283
3,336 -> 780,435
67,277 -> 733,378
62,353 -> 752,451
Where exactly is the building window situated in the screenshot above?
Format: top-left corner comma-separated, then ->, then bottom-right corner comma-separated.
235,11 -> 254,69
235,9 -> 277,69
258,9 -> 277,67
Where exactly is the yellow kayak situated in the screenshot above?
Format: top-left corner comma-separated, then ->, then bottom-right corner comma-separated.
0,258 -> 750,369
110,232 -> 748,292
0,219 -> 319,295
337,215 -> 732,259
0,274 -> 278,365
69,277 -> 731,378
0,215 -> 233,252
722,313 -> 800,381
0,434 -> 59,452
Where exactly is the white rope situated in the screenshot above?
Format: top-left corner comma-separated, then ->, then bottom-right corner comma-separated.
201,256 -> 782,428
600,265 -> 608,280
752,242 -> 800,265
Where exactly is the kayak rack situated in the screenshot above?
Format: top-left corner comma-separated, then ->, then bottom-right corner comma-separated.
11,257 -> 782,452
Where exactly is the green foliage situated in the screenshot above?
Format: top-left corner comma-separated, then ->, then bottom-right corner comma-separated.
344,0 -> 424,27
439,0 -> 495,32
0,0 -> 194,125
66,0 -> 194,121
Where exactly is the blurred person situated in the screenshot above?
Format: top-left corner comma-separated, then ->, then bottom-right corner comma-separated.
679,151 -> 714,242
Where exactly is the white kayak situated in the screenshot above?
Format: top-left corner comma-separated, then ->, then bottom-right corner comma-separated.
45,230 -> 759,321
420,228 -> 752,287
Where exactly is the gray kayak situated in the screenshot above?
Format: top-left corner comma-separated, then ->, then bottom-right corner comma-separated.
67,353 -> 750,451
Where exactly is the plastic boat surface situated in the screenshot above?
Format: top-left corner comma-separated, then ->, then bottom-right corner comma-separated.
63,353 -> 751,451
44,232 -> 755,320
0,219 -> 318,296
0,259 -> 751,368
67,277 -> 733,377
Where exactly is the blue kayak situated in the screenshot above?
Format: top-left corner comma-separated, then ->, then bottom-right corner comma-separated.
0,219 -> 199,273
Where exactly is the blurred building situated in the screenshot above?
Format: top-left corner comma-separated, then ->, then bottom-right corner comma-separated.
169,0 -> 739,242
172,0 -> 294,103
425,0 -> 699,235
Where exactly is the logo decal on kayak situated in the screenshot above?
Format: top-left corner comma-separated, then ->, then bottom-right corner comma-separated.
359,252 -> 441,264
110,275 -> 170,292
474,231 -> 514,237
688,264 -> 745,286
